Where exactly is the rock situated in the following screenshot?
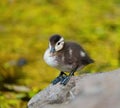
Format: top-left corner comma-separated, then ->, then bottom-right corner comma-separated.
28,69 -> 120,108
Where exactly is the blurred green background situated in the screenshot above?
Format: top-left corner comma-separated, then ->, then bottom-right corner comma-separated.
0,0 -> 120,108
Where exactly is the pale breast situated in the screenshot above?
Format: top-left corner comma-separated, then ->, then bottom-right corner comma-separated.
56,64 -> 73,72
43,49 -> 58,67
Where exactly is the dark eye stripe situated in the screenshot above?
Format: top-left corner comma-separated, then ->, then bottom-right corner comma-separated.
57,42 -> 60,45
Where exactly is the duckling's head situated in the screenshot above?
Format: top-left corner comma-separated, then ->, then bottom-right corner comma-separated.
49,34 -> 64,53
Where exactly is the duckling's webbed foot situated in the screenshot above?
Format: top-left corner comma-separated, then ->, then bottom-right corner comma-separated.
60,66 -> 78,85
52,71 -> 67,85
60,76 -> 71,85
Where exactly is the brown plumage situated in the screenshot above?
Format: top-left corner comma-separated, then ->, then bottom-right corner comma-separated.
44,34 -> 94,85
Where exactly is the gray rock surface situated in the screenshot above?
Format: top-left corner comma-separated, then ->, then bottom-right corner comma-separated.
28,69 -> 120,108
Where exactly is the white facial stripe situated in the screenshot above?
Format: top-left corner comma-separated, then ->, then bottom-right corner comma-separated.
80,51 -> 86,57
55,37 -> 64,51
57,37 -> 64,43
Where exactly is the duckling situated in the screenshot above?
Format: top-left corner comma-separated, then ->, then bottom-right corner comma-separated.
44,34 -> 94,85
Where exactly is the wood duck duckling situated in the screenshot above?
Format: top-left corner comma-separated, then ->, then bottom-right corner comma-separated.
44,34 -> 94,85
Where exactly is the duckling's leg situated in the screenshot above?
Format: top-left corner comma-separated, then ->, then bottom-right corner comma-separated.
52,71 -> 67,85
60,66 -> 78,85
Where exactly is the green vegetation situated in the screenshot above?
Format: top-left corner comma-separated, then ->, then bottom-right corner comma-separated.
0,0 -> 120,108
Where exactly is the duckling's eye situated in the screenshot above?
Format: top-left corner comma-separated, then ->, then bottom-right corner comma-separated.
57,42 -> 60,45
